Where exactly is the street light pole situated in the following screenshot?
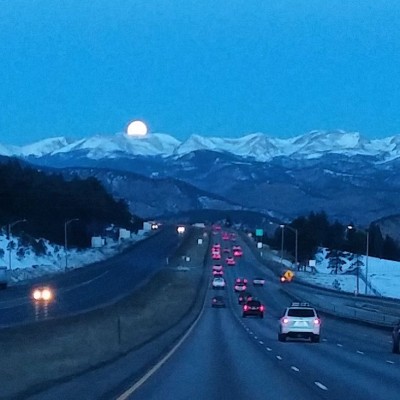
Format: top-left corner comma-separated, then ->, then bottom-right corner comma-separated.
280,225 -> 284,265
284,225 -> 298,267
64,218 -> 79,271
7,219 -> 27,271
365,230 -> 370,295
347,225 -> 369,295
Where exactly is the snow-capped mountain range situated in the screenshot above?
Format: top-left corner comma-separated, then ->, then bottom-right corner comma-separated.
2,129 -> 400,226
1,130 -> 399,162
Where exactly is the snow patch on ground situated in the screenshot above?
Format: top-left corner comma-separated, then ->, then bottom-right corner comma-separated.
0,231 -> 148,285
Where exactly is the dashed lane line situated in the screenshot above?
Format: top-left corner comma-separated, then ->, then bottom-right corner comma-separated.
291,366 -> 300,372
337,343 -> 343,347
314,382 -> 328,391
357,350 -> 365,355
386,360 -> 395,364
276,356 -> 283,360
259,340 -> 264,345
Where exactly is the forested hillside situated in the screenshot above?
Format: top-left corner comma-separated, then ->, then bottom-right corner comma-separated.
0,159 -> 141,248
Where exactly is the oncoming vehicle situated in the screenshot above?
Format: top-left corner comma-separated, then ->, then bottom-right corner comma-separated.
211,295 -> 226,308
212,277 -> 226,289
242,299 -> 265,318
32,286 -> 54,302
279,302 -> 321,342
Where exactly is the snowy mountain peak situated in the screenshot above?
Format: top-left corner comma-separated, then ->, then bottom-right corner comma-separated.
3,130 -> 400,162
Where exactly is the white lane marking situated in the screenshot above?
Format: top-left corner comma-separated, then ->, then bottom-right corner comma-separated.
337,343 -> 343,347
249,331 -> 253,335
266,347 -> 272,351
276,355 -> 283,360
386,360 -> 395,364
254,336 -> 258,340
322,338 -> 327,342
357,350 -> 365,355
115,284 -> 206,400
63,271 -> 110,292
245,327 -> 250,331
291,366 -> 300,372
259,340 -> 264,345
314,382 -> 328,391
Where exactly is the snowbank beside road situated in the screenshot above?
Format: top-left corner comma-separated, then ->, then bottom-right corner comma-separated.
0,232 -> 148,284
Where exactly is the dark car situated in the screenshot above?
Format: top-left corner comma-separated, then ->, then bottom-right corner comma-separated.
392,321 -> 400,353
242,299 -> 265,318
238,292 -> 253,305
212,295 -> 226,308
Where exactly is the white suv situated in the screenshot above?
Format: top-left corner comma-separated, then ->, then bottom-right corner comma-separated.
278,302 -> 321,342
212,277 -> 226,289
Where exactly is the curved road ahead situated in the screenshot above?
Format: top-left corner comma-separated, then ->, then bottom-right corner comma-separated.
0,227 -> 182,327
124,233 -> 400,400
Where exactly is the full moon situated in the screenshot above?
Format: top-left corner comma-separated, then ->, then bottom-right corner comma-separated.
126,120 -> 148,137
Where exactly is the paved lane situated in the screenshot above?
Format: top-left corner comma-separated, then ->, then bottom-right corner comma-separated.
0,227 -> 182,327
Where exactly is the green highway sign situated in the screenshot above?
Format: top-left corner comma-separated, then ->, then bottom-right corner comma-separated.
255,229 -> 263,237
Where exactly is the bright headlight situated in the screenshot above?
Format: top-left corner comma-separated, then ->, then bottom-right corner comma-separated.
41,289 -> 52,301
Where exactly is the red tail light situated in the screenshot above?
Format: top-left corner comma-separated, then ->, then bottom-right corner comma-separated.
314,318 -> 320,325
243,305 -> 249,311
260,305 -> 265,311
282,317 -> 289,324
236,278 -> 240,283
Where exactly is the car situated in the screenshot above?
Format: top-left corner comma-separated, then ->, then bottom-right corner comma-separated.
223,247 -> 231,253
253,277 -> 265,286
238,291 -> 253,304
235,277 -> 248,284
213,269 -> 224,277
278,302 -> 321,342
242,299 -> 265,318
212,264 -> 223,271
32,286 -> 54,301
212,277 -> 226,289
211,295 -> 226,308
222,232 -> 230,240
392,321 -> 400,353
226,257 -> 236,266
232,246 -> 243,257
234,282 -> 247,292
212,252 -> 221,260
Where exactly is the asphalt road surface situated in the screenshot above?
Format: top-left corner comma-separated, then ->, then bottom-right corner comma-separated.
123,232 -> 400,400
0,227 -> 182,327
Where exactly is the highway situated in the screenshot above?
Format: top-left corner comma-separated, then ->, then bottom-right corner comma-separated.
26,230 -> 400,400
0,226 -> 182,327
121,232 -> 400,400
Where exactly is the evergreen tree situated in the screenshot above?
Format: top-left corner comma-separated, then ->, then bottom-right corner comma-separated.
327,249 -> 347,274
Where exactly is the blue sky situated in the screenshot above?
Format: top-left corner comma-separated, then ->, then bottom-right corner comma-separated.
1,0 -> 400,145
